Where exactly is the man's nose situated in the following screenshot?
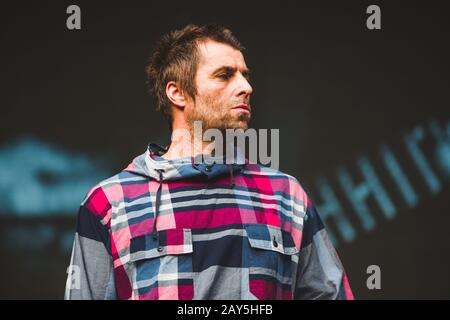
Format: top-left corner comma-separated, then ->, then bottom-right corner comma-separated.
236,73 -> 253,96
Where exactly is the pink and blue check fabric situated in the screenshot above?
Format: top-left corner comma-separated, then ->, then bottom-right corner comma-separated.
65,144 -> 353,300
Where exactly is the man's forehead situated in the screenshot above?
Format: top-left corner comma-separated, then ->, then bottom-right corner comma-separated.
197,40 -> 246,70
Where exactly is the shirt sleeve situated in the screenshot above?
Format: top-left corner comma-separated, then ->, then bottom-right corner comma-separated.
64,203 -> 117,300
294,201 -> 354,300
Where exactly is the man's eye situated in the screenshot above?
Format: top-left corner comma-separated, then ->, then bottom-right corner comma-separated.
218,73 -> 231,80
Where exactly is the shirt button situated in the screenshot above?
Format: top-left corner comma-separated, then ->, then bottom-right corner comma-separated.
205,166 -> 211,172
157,246 -> 163,253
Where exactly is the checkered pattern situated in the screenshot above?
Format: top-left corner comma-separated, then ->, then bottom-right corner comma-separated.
65,145 -> 354,300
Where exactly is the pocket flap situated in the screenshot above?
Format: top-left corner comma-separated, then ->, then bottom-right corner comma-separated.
245,224 -> 298,255
129,228 -> 193,262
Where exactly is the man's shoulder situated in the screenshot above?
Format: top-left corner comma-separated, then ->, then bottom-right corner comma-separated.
242,163 -> 301,185
80,170 -> 146,211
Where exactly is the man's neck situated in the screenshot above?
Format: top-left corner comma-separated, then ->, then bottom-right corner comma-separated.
161,140 -> 213,160
161,125 -> 216,160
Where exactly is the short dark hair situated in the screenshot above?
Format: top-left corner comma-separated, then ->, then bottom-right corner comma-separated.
145,24 -> 245,130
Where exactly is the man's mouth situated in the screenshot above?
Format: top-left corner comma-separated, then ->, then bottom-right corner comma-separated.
232,103 -> 251,114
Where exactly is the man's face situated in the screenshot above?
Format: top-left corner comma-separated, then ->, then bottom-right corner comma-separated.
185,40 -> 253,131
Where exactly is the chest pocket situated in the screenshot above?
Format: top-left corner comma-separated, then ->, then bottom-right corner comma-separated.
244,224 -> 299,300
127,228 -> 194,300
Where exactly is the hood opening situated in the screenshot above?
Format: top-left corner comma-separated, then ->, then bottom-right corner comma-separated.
125,143 -> 246,183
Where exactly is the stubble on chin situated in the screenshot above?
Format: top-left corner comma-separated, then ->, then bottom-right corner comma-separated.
186,99 -> 250,134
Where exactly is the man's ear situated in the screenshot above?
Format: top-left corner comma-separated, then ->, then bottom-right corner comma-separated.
166,81 -> 187,108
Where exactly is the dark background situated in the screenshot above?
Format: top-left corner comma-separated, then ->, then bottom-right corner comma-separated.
1,0 -> 449,299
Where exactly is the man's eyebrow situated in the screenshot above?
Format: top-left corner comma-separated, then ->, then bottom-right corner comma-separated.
211,66 -> 251,78
241,68 -> 251,79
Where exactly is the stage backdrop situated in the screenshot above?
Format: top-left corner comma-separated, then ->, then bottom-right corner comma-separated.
1,0 -> 449,299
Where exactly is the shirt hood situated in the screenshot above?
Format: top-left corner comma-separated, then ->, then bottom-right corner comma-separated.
124,143 -> 247,184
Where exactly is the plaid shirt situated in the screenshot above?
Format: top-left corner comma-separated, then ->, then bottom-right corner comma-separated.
65,144 -> 353,300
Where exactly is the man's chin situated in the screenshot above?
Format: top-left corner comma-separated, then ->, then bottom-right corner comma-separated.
235,122 -> 249,130
229,114 -> 250,130
224,120 -> 249,131
193,116 -> 250,131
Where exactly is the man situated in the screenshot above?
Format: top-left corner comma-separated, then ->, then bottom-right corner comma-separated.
65,24 -> 354,300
